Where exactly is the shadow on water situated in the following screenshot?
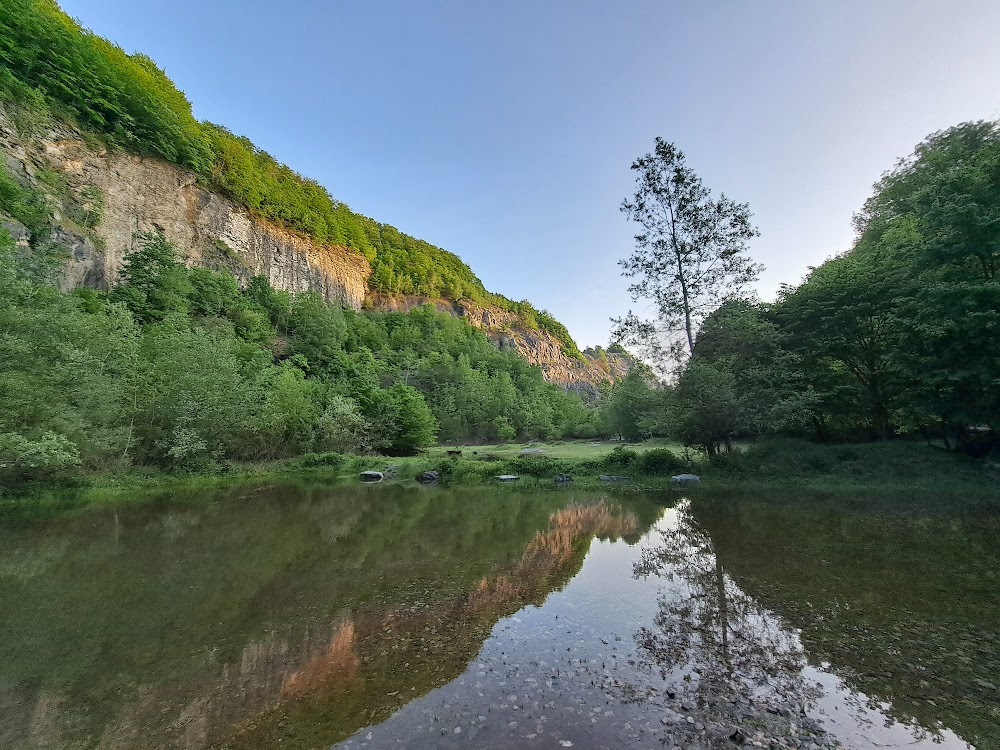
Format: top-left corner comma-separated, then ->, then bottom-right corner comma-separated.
0,481 -> 655,750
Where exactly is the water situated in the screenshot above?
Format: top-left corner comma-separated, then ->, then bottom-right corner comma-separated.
0,481 -> 996,749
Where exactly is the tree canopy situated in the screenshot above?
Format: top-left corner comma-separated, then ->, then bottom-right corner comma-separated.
0,227 -> 600,483
608,122 -> 1000,456
616,137 -> 762,366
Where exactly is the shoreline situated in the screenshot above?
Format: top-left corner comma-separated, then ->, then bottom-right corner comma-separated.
3,448 -> 998,520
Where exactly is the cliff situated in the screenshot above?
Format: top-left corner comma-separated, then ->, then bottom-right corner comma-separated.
0,110 -> 370,307
0,105 -> 628,395
368,294 -> 634,396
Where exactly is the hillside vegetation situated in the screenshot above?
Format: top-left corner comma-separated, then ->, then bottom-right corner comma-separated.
0,0 -> 581,357
0,217 -> 601,487
603,121 -> 999,458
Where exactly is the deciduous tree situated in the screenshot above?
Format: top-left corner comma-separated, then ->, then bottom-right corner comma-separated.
616,138 -> 762,367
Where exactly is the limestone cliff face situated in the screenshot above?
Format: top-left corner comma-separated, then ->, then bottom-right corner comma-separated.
1,107 -> 627,394
367,294 -> 633,397
0,110 -> 370,307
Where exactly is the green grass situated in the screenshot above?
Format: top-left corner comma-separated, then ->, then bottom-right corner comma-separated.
426,438 -> 687,461
5,438 -> 997,517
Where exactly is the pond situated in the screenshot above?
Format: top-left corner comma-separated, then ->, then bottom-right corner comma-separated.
0,482 -> 996,749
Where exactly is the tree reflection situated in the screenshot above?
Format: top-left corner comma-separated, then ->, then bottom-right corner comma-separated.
633,501 -> 809,701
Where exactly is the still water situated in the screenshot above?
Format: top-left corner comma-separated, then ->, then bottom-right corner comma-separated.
0,482 -> 997,749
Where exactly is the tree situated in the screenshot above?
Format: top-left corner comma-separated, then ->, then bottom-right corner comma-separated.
616,138 -> 762,367
110,231 -> 192,324
856,121 -> 1000,282
600,367 -> 654,441
369,382 -> 439,456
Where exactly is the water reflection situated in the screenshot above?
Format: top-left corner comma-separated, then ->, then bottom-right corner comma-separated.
0,483 -> 649,750
689,493 -> 999,749
634,503 -> 804,686
1,484 -> 995,750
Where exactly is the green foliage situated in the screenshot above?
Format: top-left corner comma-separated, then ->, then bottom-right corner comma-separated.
368,382 -> 439,457
0,0 -> 212,171
604,446 -> 639,471
617,136 -> 762,362
670,301 -> 813,454
0,0 -> 584,359
110,231 -> 193,323
599,368 -> 655,441
1,230 -> 596,483
769,121 -> 1000,447
0,431 -> 80,480
291,452 -> 346,469
0,157 -> 50,239
634,447 -> 685,476
613,120 -> 1000,457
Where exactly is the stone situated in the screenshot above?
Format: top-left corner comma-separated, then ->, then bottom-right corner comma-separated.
670,473 -> 701,488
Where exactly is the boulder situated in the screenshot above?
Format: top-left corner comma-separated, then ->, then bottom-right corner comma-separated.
670,473 -> 701,488
360,471 -> 383,483
416,470 -> 440,484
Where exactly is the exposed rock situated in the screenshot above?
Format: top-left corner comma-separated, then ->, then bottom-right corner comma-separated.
367,293 -> 635,396
0,106 -> 370,308
0,104 -> 632,394
1,218 -> 30,247
50,226 -> 105,290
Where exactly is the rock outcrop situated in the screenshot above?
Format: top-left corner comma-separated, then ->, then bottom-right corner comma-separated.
0,109 -> 370,307
1,105 -> 629,394
367,294 -> 634,397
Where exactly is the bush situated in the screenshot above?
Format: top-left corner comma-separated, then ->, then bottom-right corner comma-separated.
294,452 -> 346,469
604,446 -> 639,471
0,431 -> 80,482
635,448 -> 685,476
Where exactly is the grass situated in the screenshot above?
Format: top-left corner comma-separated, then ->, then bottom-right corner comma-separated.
425,438 -> 688,461
3,438 -> 997,517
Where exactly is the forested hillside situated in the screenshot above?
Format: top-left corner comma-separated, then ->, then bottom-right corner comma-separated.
0,220 -> 599,481
0,0 -> 580,355
605,121 -> 999,457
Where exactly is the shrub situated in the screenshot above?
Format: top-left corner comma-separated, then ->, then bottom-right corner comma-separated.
0,431 -> 80,482
294,452 -> 346,469
604,446 -> 638,471
635,448 -> 685,476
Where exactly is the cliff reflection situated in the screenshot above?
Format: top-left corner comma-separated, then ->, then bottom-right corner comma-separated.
224,500 -> 641,750
0,485 -> 647,750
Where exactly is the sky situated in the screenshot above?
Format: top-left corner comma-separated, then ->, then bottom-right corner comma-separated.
59,0 -> 1000,348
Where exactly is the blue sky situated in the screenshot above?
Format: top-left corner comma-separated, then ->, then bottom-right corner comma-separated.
60,0 -> 1000,348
